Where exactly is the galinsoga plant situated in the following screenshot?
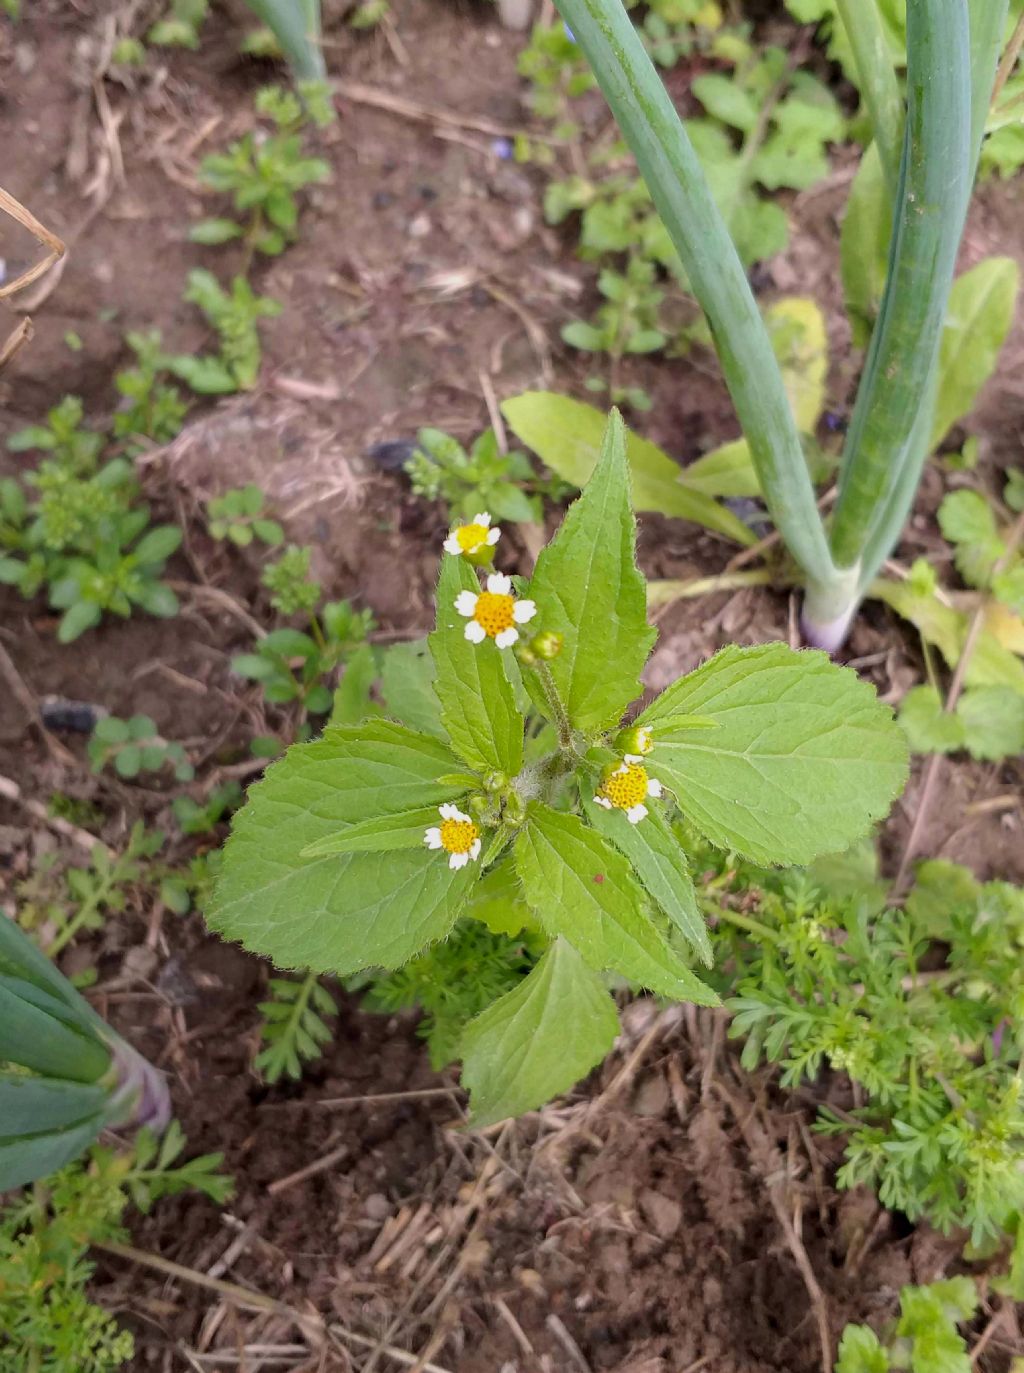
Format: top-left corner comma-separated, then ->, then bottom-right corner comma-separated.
209,414 -> 908,1124
0,914 -> 169,1191
546,0 -> 1011,649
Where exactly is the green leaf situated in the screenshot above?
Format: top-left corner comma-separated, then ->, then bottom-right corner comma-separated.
0,1117 -> 107,1193
429,556 -> 524,776
692,73 -> 758,131
380,639 -> 445,737
208,722 -> 474,972
956,686 -> 1024,761
583,791 -> 711,966
0,979 -> 110,1082
993,565 -> 1024,616
835,1324 -> 891,1373
461,938 -> 620,1127
930,258 -> 1019,451
840,142 -> 892,347
299,806 -> 442,857
637,643 -> 908,866
869,576 -> 1024,693
514,806 -> 719,1004
502,392 -> 757,546
0,1074 -> 108,1136
525,411 -> 656,735
57,601 -> 102,643
115,744 -> 143,778
899,685 -> 965,755
190,218 -> 244,244
329,643 -> 376,726
683,439 -> 761,499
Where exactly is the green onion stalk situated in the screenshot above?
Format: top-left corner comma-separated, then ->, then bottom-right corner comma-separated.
0,914 -> 169,1192
550,0 -> 1008,650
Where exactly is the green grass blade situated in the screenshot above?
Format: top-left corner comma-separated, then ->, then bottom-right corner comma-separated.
552,0 -> 834,587
828,0 -> 972,574
970,0 -> 1010,168
243,0 -> 325,80
834,0 -> 903,200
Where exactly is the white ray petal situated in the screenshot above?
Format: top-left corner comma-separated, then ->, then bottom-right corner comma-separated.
450,851 -> 469,870
626,803 -> 648,824
473,512 -> 491,527
494,627 -> 519,648
443,535 -> 462,555
465,620 -> 487,643
486,572 -> 512,595
470,838 -> 481,859
594,795 -> 613,809
486,527 -> 501,545
424,828 -> 443,848
512,599 -> 536,624
647,777 -> 663,798
454,590 -> 479,617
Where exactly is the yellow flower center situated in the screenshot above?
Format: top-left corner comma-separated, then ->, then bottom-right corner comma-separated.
456,522 -> 490,553
474,591 -> 516,638
599,762 -> 649,810
439,817 -> 480,854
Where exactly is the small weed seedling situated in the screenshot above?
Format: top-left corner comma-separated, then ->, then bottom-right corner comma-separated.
88,715 -> 194,783
209,413 -> 908,1125
206,484 -> 284,547
405,426 -> 569,525
0,397 -> 181,641
233,555 -> 375,736
897,476 -> 1024,763
172,781 -> 243,836
147,0 -> 208,46
168,270 -> 281,395
710,842 -> 1024,1244
113,331 -> 190,451
255,969 -> 338,1081
17,822 -> 165,960
0,1125 -> 231,1373
836,1277 -> 978,1373
192,85 -> 329,258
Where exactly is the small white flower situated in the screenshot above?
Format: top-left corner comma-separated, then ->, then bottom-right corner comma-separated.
443,513 -> 502,557
455,572 -> 536,649
424,804 -> 481,870
595,759 -> 662,823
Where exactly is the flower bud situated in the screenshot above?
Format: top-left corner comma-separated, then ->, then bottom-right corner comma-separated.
615,724 -> 654,757
530,630 -> 563,660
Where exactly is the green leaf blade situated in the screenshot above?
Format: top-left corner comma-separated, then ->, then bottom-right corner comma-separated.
514,806 -> 718,1005
583,792 -> 711,966
461,937 -> 620,1127
638,643 -> 908,866
209,722 -> 476,972
525,410 -> 657,735
430,557 -> 524,776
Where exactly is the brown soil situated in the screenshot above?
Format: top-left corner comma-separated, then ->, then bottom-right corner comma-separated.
2,1 -> 1024,1371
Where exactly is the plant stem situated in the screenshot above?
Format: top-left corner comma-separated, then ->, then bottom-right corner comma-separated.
703,900 -> 783,947
552,0 -> 835,588
819,0 -> 972,633
833,0 -> 903,201
534,660 -> 574,753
